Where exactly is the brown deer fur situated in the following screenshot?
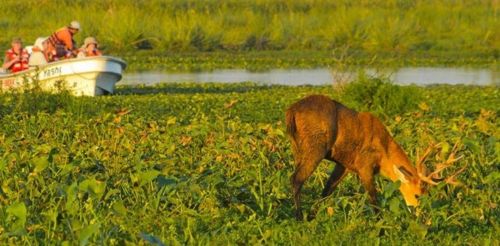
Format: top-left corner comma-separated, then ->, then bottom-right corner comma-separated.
285,95 -> 423,219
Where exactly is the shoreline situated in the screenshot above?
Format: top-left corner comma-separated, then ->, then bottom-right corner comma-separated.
122,51 -> 498,72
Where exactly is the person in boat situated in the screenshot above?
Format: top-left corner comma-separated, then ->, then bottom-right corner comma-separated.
44,21 -> 81,62
77,37 -> 102,58
29,37 -> 49,66
2,37 -> 30,73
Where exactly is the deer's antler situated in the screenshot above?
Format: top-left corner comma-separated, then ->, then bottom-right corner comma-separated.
417,141 -> 464,186
416,143 -> 438,176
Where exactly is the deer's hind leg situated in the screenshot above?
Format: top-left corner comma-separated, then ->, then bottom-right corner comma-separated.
291,136 -> 328,220
321,163 -> 348,197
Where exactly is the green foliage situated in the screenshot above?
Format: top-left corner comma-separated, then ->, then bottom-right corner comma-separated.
5,202 -> 27,235
1,85 -> 76,116
0,0 -> 497,61
123,50 -> 496,72
0,83 -> 498,244
341,73 -> 423,117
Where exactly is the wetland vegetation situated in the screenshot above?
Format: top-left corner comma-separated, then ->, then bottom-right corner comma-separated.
0,80 -> 498,244
0,0 -> 498,70
0,0 -> 498,244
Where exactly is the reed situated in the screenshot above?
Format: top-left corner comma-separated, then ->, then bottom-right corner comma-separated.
0,0 -> 496,60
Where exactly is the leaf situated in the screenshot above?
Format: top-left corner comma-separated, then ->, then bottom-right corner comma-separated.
140,232 -> 166,246
475,109 -> 494,134
327,207 -> 334,217
42,208 -> 58,228
440,142 -> 450,160
274,129 -> 285,137
484,172 -> 500,185
418,102 -> 430,111
475,116 -> 491,134
65,182 -> 79,215
112,201 -> 127,216
0,159 -> 6,171
48,147 -> 59,163
156,176 -> 177,189
263,229 -> 273,240
166,144 -> 176,155
79,178 -> 107,199
495,142 -> 500,162
408,221 -> 428,239
79,223 -> 100,246
71,219 -> 83,231
224,99 -> 238,109
139,170 -> 161,186
389,197 -> 401,214
166,117 -> 177,125
463,138 -> 480,153
33,156 -> 49,173
104,188 -> 120,200
383,180 -> 400,199
6,202 -> 27,234
115,107 -> 131,116
180,136 -> 192,146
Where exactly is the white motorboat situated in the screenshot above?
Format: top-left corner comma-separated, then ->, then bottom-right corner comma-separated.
0,56 -> 127,96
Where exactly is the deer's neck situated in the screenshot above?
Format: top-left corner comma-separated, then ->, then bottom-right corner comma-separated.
380,140 -> 416,182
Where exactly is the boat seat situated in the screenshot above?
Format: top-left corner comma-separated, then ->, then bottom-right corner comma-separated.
29,52 -> 48,66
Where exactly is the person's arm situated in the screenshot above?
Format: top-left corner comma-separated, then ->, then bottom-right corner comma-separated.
2,55 -> 18,70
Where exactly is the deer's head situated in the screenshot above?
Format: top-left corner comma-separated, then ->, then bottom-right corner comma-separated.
394,142 -> 464,207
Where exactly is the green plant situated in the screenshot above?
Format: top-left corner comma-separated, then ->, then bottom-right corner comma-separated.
0,0 -> 496,59
0,83 -> 497,244
341,73 -> 423,118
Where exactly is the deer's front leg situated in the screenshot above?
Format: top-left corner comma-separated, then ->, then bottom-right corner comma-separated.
354,154 -> 380,209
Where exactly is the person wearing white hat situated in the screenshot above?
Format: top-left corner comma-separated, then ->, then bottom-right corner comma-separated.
77,37 -> 102,58
44,20 -> 81,62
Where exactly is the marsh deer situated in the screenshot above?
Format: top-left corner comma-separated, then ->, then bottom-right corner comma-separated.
285,95 -> 462,219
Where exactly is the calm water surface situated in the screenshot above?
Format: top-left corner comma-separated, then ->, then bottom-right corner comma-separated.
120,67 -> 499,86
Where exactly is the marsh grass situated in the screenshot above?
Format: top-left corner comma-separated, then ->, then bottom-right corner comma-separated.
0,81 -> 498,244
0,0 -> 497,64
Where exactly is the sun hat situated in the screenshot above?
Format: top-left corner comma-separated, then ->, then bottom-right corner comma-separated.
82,37 -> 98,48
69,21 -> 81,30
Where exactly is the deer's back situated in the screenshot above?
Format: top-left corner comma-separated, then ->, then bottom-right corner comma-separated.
286,95 -> 353,148
286,95 -> 392,167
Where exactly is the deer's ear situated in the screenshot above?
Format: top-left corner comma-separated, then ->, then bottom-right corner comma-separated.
399,166 -> 414,178
393,165 -> 409,183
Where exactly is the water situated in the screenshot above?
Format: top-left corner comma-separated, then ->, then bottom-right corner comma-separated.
120,67 -> 499,86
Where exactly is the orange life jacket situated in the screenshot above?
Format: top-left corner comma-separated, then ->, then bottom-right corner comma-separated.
5,48 -> 29,73
45,27 -> 76,61
47,27 -> 76,50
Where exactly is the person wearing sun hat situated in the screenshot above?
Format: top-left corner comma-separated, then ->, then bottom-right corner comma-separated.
44,20 -> 81,62
77,36 -> 102,58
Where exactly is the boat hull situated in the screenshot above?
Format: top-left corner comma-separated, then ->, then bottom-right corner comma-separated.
0,56 -> 126,96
